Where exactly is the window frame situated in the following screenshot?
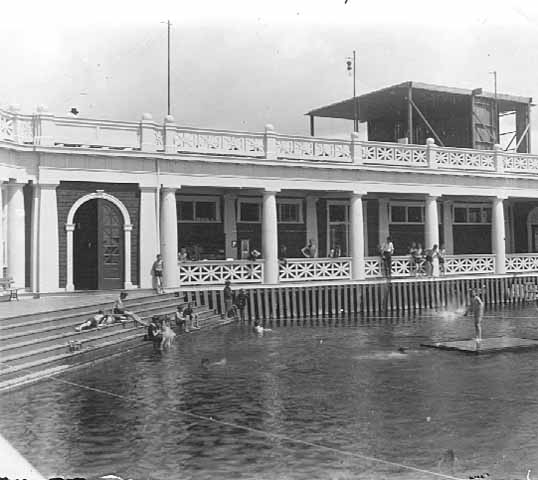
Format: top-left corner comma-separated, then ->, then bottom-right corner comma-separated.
277,199 -> 304,224
237,198 -> 305,224
177,196 -> 221,223
453,203 -> 492,225
389,202 -> 425,224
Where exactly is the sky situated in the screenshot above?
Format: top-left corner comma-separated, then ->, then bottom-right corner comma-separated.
1,0 -> 538,149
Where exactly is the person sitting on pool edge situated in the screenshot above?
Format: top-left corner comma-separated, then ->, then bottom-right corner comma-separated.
183,302 -> 200,330
464,288 -> 484,343
113,292 -> 146,326
253,320 -> 272,335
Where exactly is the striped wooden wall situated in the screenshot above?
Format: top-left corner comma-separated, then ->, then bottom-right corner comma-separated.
183,274 -> 538,322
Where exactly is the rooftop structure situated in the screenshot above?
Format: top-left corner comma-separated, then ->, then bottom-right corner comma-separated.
307,81 -> 533,152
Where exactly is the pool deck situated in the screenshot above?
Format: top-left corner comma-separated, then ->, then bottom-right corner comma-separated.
421,336 -> 538,354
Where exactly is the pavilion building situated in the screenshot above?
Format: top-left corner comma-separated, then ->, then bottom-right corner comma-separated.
0,81 -> 537,293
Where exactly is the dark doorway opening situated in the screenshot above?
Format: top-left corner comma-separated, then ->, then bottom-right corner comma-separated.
73,199 -> 124,290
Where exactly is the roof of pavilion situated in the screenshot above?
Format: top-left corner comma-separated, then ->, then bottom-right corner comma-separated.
305,81 -> 533,122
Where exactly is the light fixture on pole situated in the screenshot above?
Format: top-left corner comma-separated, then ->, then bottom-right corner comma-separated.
346,51 -> 359,133
161,20 -> 172,116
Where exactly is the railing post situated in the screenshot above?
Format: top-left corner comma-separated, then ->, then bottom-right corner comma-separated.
34,105 -> 55,147
164,115 -> 176,154
350,132 -> 362,165
493,143 -> 504,173
140,113 -> 157,152
426,138 -> 437,169
264,124 -> 277,160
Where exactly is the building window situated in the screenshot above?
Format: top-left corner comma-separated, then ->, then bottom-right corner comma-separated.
278,200 -> 303,223
329,204 -> 348,223
390,204 -> 424,224
238,199 -> 261,222
238,198 -> 304,223
178,196 -> 220,222
453,205 -> 492,224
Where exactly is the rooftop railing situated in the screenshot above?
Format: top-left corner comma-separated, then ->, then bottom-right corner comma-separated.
1,107 -> 537,175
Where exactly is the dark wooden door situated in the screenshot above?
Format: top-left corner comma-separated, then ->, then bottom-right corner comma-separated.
532,225 -> 538,253
74,200 -> 98,290
97,200 -> 124,289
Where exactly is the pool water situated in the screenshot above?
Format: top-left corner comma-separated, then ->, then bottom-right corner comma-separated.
1,306 -> 538,480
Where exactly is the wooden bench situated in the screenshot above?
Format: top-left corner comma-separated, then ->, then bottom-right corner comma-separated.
0,277 -> 20,301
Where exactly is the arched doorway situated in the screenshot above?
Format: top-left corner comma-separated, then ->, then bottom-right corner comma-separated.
73,198 -> 124,290
527,207 -> 538,253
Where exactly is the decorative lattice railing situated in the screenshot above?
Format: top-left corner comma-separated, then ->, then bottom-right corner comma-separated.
173,127 -> 265,157
443,254 -> 496,275
505,254 -> 538,273
178,261 -> 263,285
435,147 -> 495,171
279,258 -> 351,282
276,135 -> 351,162
3,106 -> 538,175
362,142 -> 427,167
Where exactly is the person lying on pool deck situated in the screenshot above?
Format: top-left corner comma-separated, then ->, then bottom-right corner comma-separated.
75,310 -> 108,331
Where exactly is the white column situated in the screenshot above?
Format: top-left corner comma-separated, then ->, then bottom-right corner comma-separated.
442,199 -> 454,254
160,187 -> 179,289
36,184 -> 60,293
492,196 -> 506,274
223,193 -> 237,259
139,187 -> 159,288
425,195 -> 440,276
424,195 -> 439,249
65,224 -> 75,291
0,184 -> 4,274
262,189 -> 279,284
6,182 -> 26,288
378,198 -> 389,248
305,195 -> 318,257
124,225 -> 133,289
350,192 -> 365,280
362,200 -> 369,256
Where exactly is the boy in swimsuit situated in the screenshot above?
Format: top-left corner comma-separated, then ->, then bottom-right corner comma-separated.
464,288 -> 484,342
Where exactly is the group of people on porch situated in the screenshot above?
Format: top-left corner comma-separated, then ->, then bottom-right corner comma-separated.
378,237 -> 446,277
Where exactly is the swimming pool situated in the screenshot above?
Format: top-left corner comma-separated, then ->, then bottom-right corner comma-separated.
1,306 -> 538,480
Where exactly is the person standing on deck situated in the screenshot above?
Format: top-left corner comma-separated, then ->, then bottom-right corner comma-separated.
301,239 -> 317,258
464,288 -> 484,342
152,254 -> 164,294
381,236 -> 394,278
235,288 -> 248,321
223,281 -> 234,318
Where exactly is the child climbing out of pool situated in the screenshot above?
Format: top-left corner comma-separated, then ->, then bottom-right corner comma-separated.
75,310 -> 108,331
160,316 -> 176,350
464,288 -> 484,342
253,320 -> 272,335
147,315 -> 162,350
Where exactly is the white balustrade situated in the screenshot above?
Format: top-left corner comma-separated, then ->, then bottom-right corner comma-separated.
178,260 -> 263,285
279,258 -> 351,282
3,106 -> 538,175
443,254 -> 495,275
173,127 -> 265,157
505,254 -> 538,273
362,142 -> 427,166
503,154 -> 538,174
436,147 -> 495,171
0,109 -> 15,141
53,117 -> 141,150
276,135 -> 351,162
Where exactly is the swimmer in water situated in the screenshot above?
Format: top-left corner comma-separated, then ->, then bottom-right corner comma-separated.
253,320 -> 272,335
397,347 -> 407,354
201,358 -> 227,368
